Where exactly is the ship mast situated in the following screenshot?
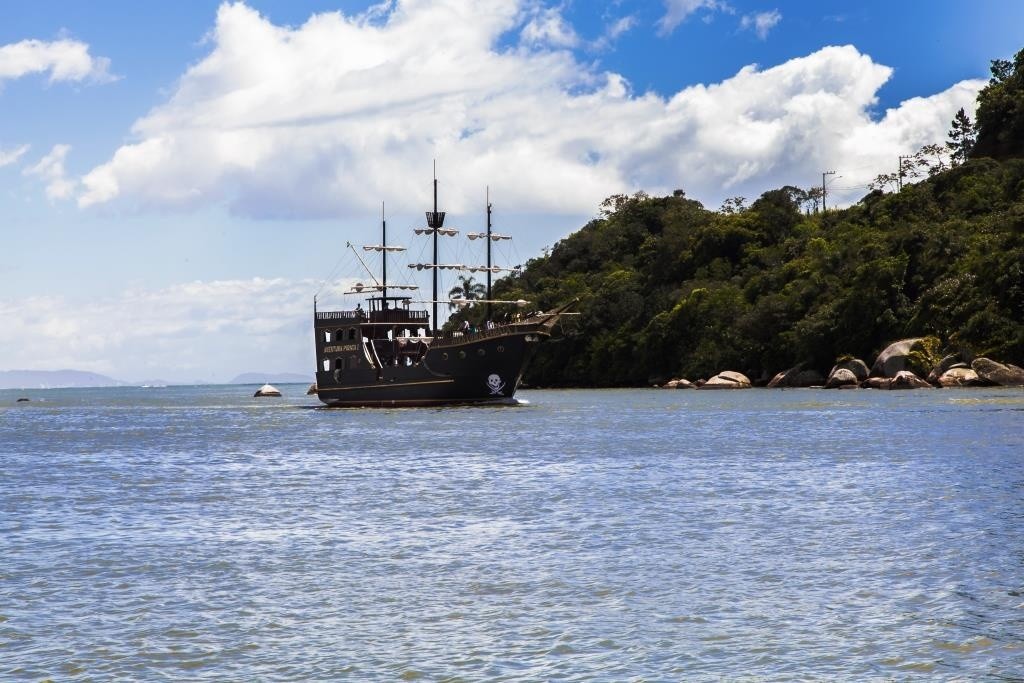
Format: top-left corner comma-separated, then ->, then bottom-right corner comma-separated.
432,163 -> 438,335
486,187 -> 492,321
381,202 -> 387,303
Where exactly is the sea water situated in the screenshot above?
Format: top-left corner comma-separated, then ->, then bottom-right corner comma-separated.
1,385 -> 1022,680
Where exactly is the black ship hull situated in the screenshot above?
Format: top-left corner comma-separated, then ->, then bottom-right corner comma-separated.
314,318 -> 553,407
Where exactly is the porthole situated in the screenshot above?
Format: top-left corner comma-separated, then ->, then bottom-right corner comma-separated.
458,351 -> 467,359
497,345 -> 505,353
442,353 -> 449,360
477,348 -> 485,356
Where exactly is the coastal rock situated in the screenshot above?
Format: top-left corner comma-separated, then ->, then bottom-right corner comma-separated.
870,338 -> 923,378
971,358 -> 1024,386
825,368 -> 859,389
937,367 -> 981,387
767,365 -> 826,388
699,371 -> 752,389
664,378 -> 695,389
254,383 -> 282,397
890,371 -> 931,390
927,354 -> 965,384
829,358 -> 869,383
861,376 -> 892,390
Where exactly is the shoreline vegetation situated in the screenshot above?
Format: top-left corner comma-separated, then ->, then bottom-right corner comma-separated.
450,48 -> 1024,391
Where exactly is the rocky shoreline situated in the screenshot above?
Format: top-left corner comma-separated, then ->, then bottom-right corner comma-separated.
658,338 -> 1024,390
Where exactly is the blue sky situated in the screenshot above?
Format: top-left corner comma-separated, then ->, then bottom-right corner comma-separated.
1,1 -> 1021,382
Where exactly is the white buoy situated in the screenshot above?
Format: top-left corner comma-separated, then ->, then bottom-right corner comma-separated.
253,383 -> 282,397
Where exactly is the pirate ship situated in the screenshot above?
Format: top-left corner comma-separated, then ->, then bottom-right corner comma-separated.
312,175 -> 573,407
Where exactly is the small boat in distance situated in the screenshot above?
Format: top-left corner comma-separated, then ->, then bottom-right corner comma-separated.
254,383 -> 282,397
312,174 -> 573,407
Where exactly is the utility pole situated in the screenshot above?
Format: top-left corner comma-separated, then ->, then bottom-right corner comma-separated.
822,170 -> 836,213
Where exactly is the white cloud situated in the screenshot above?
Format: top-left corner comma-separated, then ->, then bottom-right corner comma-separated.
75,2 -> 984,219
0,143 -> 30,167
591,15 -> 637,52
24,144 -> 77,199
0,278 -> 330,382
658,0 -> 732,35
521,6 -> 579,48
740,9 -> 781,40
0,38 -> 113,84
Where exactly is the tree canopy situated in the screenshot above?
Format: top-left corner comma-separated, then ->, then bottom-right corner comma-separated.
472,155 -> 1024,387
446,47 -> 1024,387
973,47 -> 1024,159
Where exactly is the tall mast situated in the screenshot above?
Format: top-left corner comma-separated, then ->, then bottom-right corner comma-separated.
432,162 -> 438,335
486,187 -> 492,322
381,202 -> 387,303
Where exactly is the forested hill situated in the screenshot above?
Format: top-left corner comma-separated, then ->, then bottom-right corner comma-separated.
480,49 -> 1024,388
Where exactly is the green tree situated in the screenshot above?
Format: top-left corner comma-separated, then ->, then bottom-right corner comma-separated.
973,49 -> 1024,159
447,275 -> 486,310
804,186 -> 823,213
719,196 -> 747,214
915,143 -> 950,176
870,171 -> 901,193
946,108 -> 976,165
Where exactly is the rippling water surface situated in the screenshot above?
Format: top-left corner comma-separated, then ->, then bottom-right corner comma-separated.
1,385 -> 1023,680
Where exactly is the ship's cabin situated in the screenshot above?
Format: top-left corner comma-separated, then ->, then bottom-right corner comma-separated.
315,296 -> 432,378
364,296 -> 430,338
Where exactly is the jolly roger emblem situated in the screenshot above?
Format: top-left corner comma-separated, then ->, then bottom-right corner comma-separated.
486,373 -> 505,395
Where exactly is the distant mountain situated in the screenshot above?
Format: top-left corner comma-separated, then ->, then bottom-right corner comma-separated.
0,369 -> 129,389
229,372 -> 312,385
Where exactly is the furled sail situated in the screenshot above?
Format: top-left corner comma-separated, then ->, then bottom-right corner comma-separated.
465,266 -> 520,273
413,227 -> 459,236
349,282 -> 419,293
466,232 -> 511,241
362,245 -> 407,252
408,263 -> 465,271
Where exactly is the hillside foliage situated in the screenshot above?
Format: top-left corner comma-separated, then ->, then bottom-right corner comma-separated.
451,48 -> 1024,387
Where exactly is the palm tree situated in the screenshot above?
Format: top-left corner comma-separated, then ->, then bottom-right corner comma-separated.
448,275 -> 486,310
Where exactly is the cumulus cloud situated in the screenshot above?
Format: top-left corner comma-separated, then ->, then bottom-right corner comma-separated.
658,0 -> 732,35
740,9 -> 781,40
0,278 -> 332,381
0,143 -> 30,167
24,144 -> 76,199
76,2 -> 983,218
0,38 -> 113,84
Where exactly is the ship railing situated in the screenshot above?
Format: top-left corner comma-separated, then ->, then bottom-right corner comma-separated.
432,320 -> 540,346
316,310 -> 360,321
